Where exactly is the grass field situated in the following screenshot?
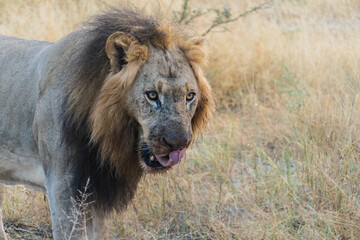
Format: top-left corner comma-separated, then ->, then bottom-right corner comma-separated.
1,0 -> 360,239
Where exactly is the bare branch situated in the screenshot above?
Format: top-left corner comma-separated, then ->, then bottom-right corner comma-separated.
201,1 -> 273,37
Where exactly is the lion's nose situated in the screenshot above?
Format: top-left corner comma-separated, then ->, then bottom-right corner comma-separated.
162,133 -> 190,150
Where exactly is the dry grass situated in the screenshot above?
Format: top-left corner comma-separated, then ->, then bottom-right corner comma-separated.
1,0 -> 360,239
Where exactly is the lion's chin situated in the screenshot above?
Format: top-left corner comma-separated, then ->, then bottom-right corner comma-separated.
139,160 -> 171,174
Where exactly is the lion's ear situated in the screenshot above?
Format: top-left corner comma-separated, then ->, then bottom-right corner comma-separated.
105,32 -> 148,72
179,37 -> 207,67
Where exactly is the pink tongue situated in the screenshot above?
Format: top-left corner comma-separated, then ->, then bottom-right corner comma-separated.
156,148 -> 187,167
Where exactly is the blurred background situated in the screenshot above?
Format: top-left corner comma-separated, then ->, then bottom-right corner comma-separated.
1,0 -> 360,239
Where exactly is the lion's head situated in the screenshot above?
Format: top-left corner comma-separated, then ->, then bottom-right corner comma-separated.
65,7 -> 213,181
89,24 -> 214,173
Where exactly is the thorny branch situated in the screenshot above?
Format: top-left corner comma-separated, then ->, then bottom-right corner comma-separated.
201,1 -> 273,36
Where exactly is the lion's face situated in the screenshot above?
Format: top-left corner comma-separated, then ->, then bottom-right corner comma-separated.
126,46 -> 198,172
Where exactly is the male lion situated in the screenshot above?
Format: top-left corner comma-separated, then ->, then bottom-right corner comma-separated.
0,6 -> 214,240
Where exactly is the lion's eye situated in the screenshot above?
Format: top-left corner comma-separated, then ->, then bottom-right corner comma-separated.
146,91 -> 158,101
186,92 -> 196,101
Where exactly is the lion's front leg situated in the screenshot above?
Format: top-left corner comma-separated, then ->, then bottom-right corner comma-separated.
0,185 -> 7,240
85,207 -> 108,240
46,174 -> 87,240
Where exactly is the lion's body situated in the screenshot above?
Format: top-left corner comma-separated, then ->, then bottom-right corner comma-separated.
0,33 -> 107,239
0,7 -> 214,240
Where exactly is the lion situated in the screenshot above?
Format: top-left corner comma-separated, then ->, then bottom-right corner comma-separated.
0,6 -> 214,240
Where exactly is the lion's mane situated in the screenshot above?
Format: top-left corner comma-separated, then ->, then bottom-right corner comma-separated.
61,7 -> 215,213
